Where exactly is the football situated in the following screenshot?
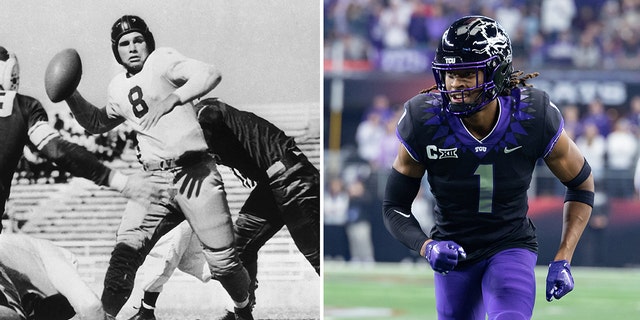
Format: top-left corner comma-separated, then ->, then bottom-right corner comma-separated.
45,48 -> 82,103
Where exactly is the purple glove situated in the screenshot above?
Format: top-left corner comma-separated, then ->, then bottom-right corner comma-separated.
425,240 -> 466,274
546,260 -> 574,301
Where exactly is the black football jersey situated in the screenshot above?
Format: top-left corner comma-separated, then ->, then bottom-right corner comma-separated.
397,87 -> 563,265
197,100 -> 298,183
1,92 -> 112,217
0,92 -> 55,213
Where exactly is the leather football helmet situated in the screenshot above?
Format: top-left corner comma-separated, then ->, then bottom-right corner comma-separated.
0,46 -> 19,91
432,16 -> 513,117
110,15 -> 156,65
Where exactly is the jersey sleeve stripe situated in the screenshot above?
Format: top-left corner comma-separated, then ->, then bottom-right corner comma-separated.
396,129 -> 420,163
543,102 -> 564,158
28,121 -> 60,150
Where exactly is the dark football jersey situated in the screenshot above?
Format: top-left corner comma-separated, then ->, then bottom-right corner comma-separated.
197,100 -> 299,183
397,87 -> 563,266
0,92 -> 56,214
1,92 -> 112,217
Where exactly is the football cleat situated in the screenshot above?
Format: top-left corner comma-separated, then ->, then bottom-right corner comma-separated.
234,304 -> 254,320
216,310 -> 236,320
126,305 -> 156,320
220,282 -> 257,320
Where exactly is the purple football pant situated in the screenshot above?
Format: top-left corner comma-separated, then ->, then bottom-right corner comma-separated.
434,248 -> 537,320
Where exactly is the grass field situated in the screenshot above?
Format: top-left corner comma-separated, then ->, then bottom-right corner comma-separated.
324,261 -> 640,320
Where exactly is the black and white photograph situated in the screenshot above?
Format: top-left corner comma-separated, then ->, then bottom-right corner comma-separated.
9,0 -> 640,320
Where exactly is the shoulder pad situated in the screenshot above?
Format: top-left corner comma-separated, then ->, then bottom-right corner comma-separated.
518,87 -> 549,104
407,92 -> 442,107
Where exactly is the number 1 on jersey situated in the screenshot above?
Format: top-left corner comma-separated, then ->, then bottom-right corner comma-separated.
474,164 -> 494,214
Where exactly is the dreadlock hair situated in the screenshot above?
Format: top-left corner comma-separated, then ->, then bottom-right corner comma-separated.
504,70 -> 540,93
419,70 -> 540,95
419,84 -> 437,94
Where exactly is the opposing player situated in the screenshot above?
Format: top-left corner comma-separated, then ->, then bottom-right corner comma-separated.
0,233 -> 106,320
0,45 -> 167,229
59,16 -> 253,320
126,98 -> 320,320
382,16 -> 593,319
198,99 -> 319,276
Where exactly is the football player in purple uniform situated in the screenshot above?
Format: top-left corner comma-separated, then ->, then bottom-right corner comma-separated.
382,16 -> 593,319
0,45 -> 167,230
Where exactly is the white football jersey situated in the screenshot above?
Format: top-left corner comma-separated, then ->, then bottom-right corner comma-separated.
105,47 -> 208,163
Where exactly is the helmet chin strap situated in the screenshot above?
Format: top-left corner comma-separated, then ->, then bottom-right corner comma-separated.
446,89 -> 488,117
121,59 -> 144,77
448,103 -> 484,118
448,102 -> 477,117
125,65 -> 142,76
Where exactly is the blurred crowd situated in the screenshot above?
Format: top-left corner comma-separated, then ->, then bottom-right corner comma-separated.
324,0 -> 640,70
12,112 -> 134,185
561,97 -> 640,199
325,94 -> 433,263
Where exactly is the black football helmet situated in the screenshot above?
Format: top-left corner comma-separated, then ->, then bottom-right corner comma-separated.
110,15 -> 156,65
432,16 -> 513,117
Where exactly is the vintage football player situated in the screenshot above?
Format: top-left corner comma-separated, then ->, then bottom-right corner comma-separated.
59,15 -> 254,320
0,234 -> 106,320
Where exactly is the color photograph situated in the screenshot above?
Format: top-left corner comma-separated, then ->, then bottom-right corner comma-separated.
324,0 -> 640,319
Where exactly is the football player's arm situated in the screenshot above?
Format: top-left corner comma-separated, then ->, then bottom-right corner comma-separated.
30,122 -> 168,204
40,135 -> 113,187
544,130 -> 594,263
37,240 -> 107,320
65,90 -> 124,134
382,144 -> 430,255
140,56 -> 221,130
170,58 -> 222,104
